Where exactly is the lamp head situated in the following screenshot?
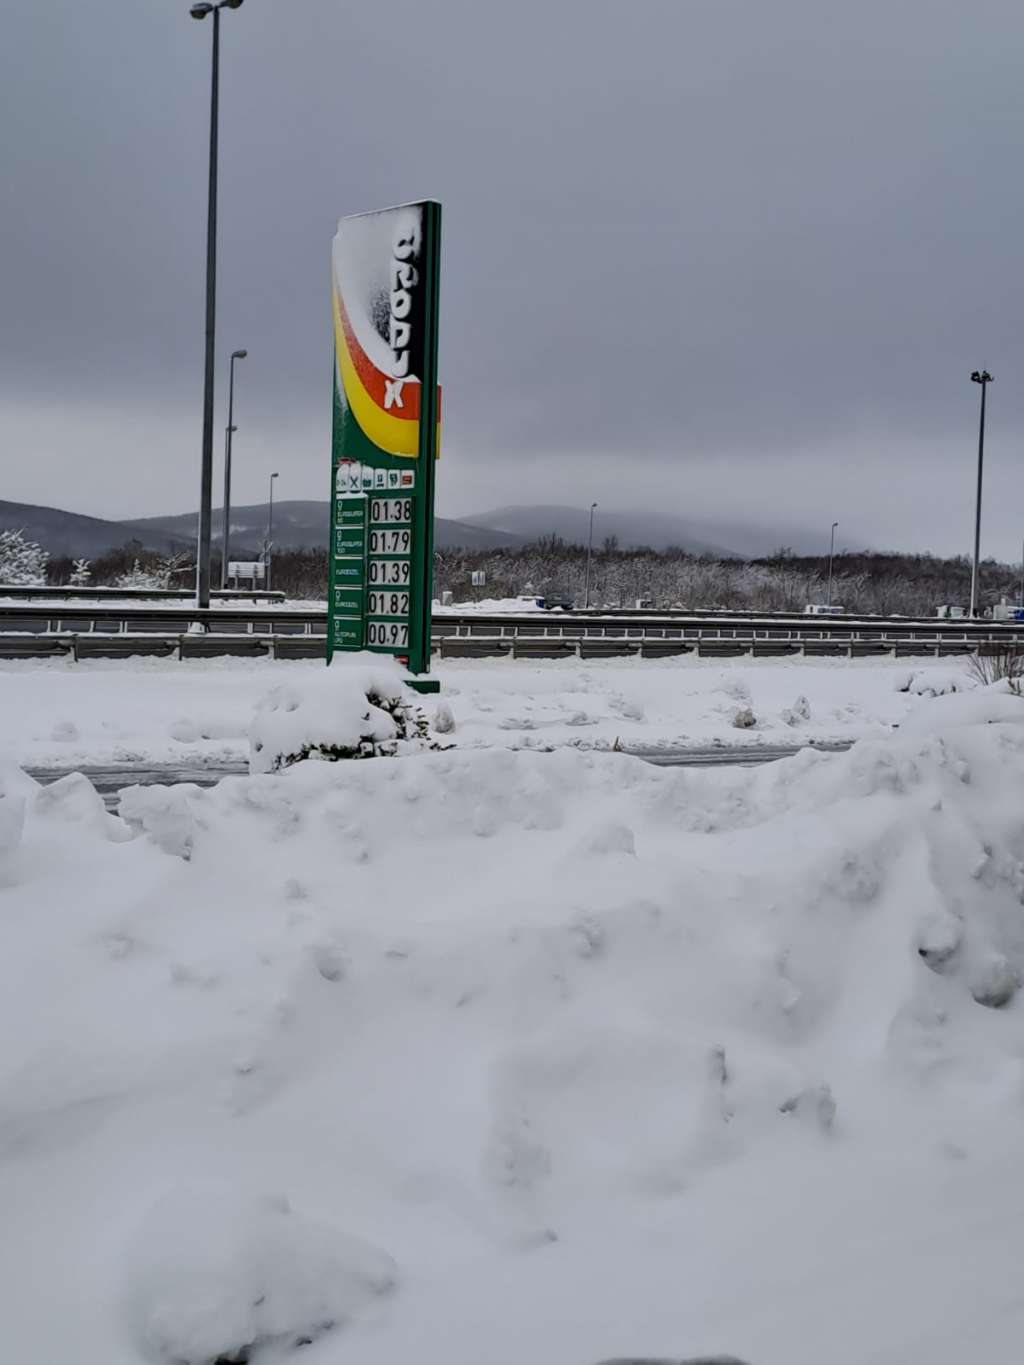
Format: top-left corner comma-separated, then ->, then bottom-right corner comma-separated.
232,349 -> 248,360
190,3 -> 213,18
221,0 -> 245,8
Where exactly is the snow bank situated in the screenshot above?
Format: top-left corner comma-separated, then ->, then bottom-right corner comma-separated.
5,713 -> 1024,1362
1,654 -> 981,768
248,654 -> 441,773
898,681 -> 1024,736
434,596 -> 543,613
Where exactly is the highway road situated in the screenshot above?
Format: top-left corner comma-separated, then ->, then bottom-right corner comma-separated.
27,743 -> 853,809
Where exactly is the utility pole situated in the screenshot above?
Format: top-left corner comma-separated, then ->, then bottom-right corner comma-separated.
969,370 -> 993,617
584,502 -> 598,608
220,347 -> 248,587
265,471 -> 278,590
190,0 -> 245,607
827,520 -> 839,608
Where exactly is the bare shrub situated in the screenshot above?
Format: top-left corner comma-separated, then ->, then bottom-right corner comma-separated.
967,645 -> 1024,695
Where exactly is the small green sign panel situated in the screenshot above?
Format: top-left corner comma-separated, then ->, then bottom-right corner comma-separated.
326,200 -> 442,673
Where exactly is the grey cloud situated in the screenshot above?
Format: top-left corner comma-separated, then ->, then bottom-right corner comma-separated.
2,0 -> 1024,555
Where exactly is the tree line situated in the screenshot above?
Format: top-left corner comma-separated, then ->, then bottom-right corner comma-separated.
6,527 -> 1023,615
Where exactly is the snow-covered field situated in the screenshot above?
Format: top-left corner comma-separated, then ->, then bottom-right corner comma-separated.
0,654 -> 971,769
2,681 -> 1024,1364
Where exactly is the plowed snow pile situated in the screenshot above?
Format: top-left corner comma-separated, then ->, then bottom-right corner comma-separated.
2,692 -> 1024,1364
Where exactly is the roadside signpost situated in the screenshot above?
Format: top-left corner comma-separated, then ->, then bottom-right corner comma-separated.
327,201 -> 442,686
227,560 -> 265,585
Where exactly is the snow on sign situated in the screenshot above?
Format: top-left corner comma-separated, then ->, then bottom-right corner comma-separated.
327,201 -> 442,676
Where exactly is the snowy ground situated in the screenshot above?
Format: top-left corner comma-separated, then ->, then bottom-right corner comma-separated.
2,683 -> 1024,1364
0,654 -> 971,770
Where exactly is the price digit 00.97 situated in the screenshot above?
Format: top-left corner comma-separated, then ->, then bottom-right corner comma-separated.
367,621 -> 409,648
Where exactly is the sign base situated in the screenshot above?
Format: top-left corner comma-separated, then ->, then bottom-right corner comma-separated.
406,677 -> 440,695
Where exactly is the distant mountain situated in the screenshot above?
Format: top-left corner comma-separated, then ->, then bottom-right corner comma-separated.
464,505 -> 855,558
0,499 -> 192,559
1,496 -> 858,562
125,502 -> 524,553
463,505 -> 739,556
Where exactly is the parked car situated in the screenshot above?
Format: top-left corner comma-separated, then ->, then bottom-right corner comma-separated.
537,590 -> 576,610
803,604 -> 846,616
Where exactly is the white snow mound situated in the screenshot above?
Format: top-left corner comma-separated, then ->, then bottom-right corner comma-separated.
5,713 -> 1024,1362
125,1186 -> 396,1364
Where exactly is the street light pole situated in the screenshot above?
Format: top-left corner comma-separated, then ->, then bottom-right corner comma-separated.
584,502 -> 598,608
190,0 -> 245,609
266,471 -> 279,591
969,370 -> 993,618
827,520 -> 839,608
220,347 -> 248,588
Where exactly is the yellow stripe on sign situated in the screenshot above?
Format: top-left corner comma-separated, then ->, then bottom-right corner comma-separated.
332,286 -> 420,458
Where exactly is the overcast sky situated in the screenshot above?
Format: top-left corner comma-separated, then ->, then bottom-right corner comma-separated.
2,0 -> 1024,555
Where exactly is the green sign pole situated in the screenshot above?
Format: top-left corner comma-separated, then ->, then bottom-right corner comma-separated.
327,201 -> 442,685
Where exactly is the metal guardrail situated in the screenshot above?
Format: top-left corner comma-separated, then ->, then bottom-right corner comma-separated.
0,585 -> 286,602
0,602 -> 1020,660
2,601 -> 1024,635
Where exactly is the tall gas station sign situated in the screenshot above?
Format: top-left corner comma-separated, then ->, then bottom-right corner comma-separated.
327,201 -> 441,677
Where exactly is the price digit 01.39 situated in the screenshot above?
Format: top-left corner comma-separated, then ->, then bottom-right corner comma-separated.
368,559 -> 411,586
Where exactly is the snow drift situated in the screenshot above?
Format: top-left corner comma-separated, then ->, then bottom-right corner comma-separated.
2,691 -> 1024,1364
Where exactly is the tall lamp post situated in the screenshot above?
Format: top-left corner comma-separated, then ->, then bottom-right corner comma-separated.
584,502 -> 598,608
827,520 -> 839,608
265,471 -> 279,590
190,0 -> 245,610
969,370 -> 993,618
220,347 -> 248,588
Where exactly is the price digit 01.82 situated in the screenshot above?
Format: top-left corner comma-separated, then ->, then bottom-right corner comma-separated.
368,590 -> 410,617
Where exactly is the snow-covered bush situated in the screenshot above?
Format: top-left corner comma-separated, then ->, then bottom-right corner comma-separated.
69,558 -> 92,586
249,659 -> 445,773
433,701 -> 456,734
114,551 -> 193,591
0,528 -> 48,586
115,559 -> 164,590
782,694 -> 811,726
897,669 -> 964,698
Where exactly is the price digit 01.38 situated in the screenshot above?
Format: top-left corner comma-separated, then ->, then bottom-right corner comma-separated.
370,497 -> 412,525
